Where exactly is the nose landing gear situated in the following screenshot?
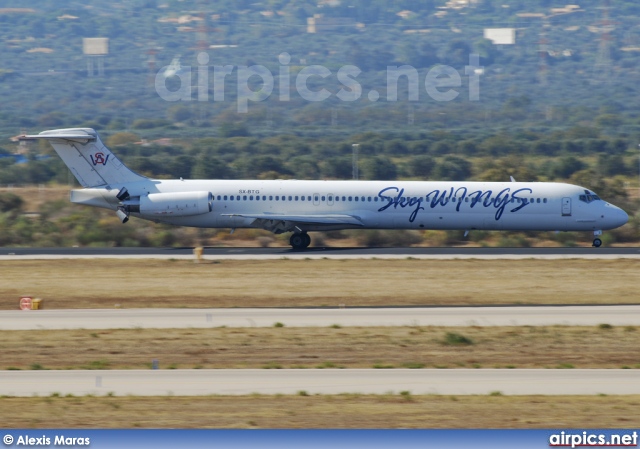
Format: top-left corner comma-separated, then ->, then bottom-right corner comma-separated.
592,230 -> 602,248
290,232 -> 311,250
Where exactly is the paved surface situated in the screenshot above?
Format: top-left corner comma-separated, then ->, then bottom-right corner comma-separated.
2,305 -> 640,330
1,369 -> 638,396
0,247 -> 638,260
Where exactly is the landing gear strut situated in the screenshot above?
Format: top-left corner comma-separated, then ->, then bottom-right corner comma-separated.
290,232 -> 311,250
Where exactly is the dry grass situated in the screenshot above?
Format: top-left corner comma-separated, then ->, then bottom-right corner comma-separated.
1,259 -> 639,309
2,326 -> 639,370
1,394 -> 639,428
2,256 -> 639,429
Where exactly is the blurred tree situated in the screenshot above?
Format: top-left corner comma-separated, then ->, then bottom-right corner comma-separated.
551,156 -> 586,179
361,156 -> 397,180
432,155 -> 471,180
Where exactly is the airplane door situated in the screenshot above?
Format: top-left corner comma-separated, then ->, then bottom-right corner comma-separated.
313,193 -> 320,206
327,193 -> 334,206
561,197 -> 571,216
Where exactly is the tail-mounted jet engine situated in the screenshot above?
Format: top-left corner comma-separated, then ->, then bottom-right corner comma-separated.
116,190 -> 213,223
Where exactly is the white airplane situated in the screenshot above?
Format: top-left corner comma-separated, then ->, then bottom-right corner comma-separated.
20,128 -> 628,249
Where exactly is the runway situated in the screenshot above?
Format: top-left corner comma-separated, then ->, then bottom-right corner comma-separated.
1,369 -> 638,396
2,247 -> 637,402
2,305 -> 640,330
0,246 -> 638,260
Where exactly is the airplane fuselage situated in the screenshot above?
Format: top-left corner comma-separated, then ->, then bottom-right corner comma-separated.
72,179 -> 628,234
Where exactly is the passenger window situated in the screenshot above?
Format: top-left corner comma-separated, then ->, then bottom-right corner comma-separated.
355,197 -> 359,202
314,196 -> 319,201
295,196 -> 299,201
374,197 -> 378,202
348,196 -> 352,201
328,196 -> 333,201
537,198 -> 540,203
249,196 -> 253,200
217,195 -> 221,200
342,196 -> 346,201
543,198 -> 547,203
223,195 -> 228,200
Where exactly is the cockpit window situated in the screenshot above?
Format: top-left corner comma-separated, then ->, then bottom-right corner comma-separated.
579,194 -> 601,204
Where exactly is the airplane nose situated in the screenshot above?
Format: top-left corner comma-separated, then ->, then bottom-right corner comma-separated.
606,205 -> 628,228
617,208 -> 629,227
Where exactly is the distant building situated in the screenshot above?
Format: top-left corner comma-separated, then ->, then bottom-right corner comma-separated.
396,10 -> 416,20
441,0 -> 479,10
550,5 -> 581,15
307,14 -> 357,33
483,28 -> 516,45
318,0 -> 341,7
157,15 -> 203,25
26,48 -> 54,54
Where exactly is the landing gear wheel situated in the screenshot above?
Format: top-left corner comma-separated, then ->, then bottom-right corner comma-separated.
290,232 -> 310,250
592,238 -> 602,248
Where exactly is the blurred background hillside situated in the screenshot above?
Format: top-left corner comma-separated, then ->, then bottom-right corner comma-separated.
0,0 -> 638,246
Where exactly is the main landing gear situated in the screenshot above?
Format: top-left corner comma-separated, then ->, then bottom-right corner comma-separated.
289,232 -> 311,250
592,230 -> 602,248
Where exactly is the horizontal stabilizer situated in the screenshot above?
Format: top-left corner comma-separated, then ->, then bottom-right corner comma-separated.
20,128 -> 99,142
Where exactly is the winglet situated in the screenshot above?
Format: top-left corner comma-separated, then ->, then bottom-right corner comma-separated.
510,176 -> 516,182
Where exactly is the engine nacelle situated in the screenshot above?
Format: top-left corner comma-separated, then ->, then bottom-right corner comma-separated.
138,191 -> 213,217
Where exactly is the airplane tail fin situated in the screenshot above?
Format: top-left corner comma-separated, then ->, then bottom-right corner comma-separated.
19,128 -> 146,188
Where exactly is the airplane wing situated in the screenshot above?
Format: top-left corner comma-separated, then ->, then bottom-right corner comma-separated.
220,213 -> 364,233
